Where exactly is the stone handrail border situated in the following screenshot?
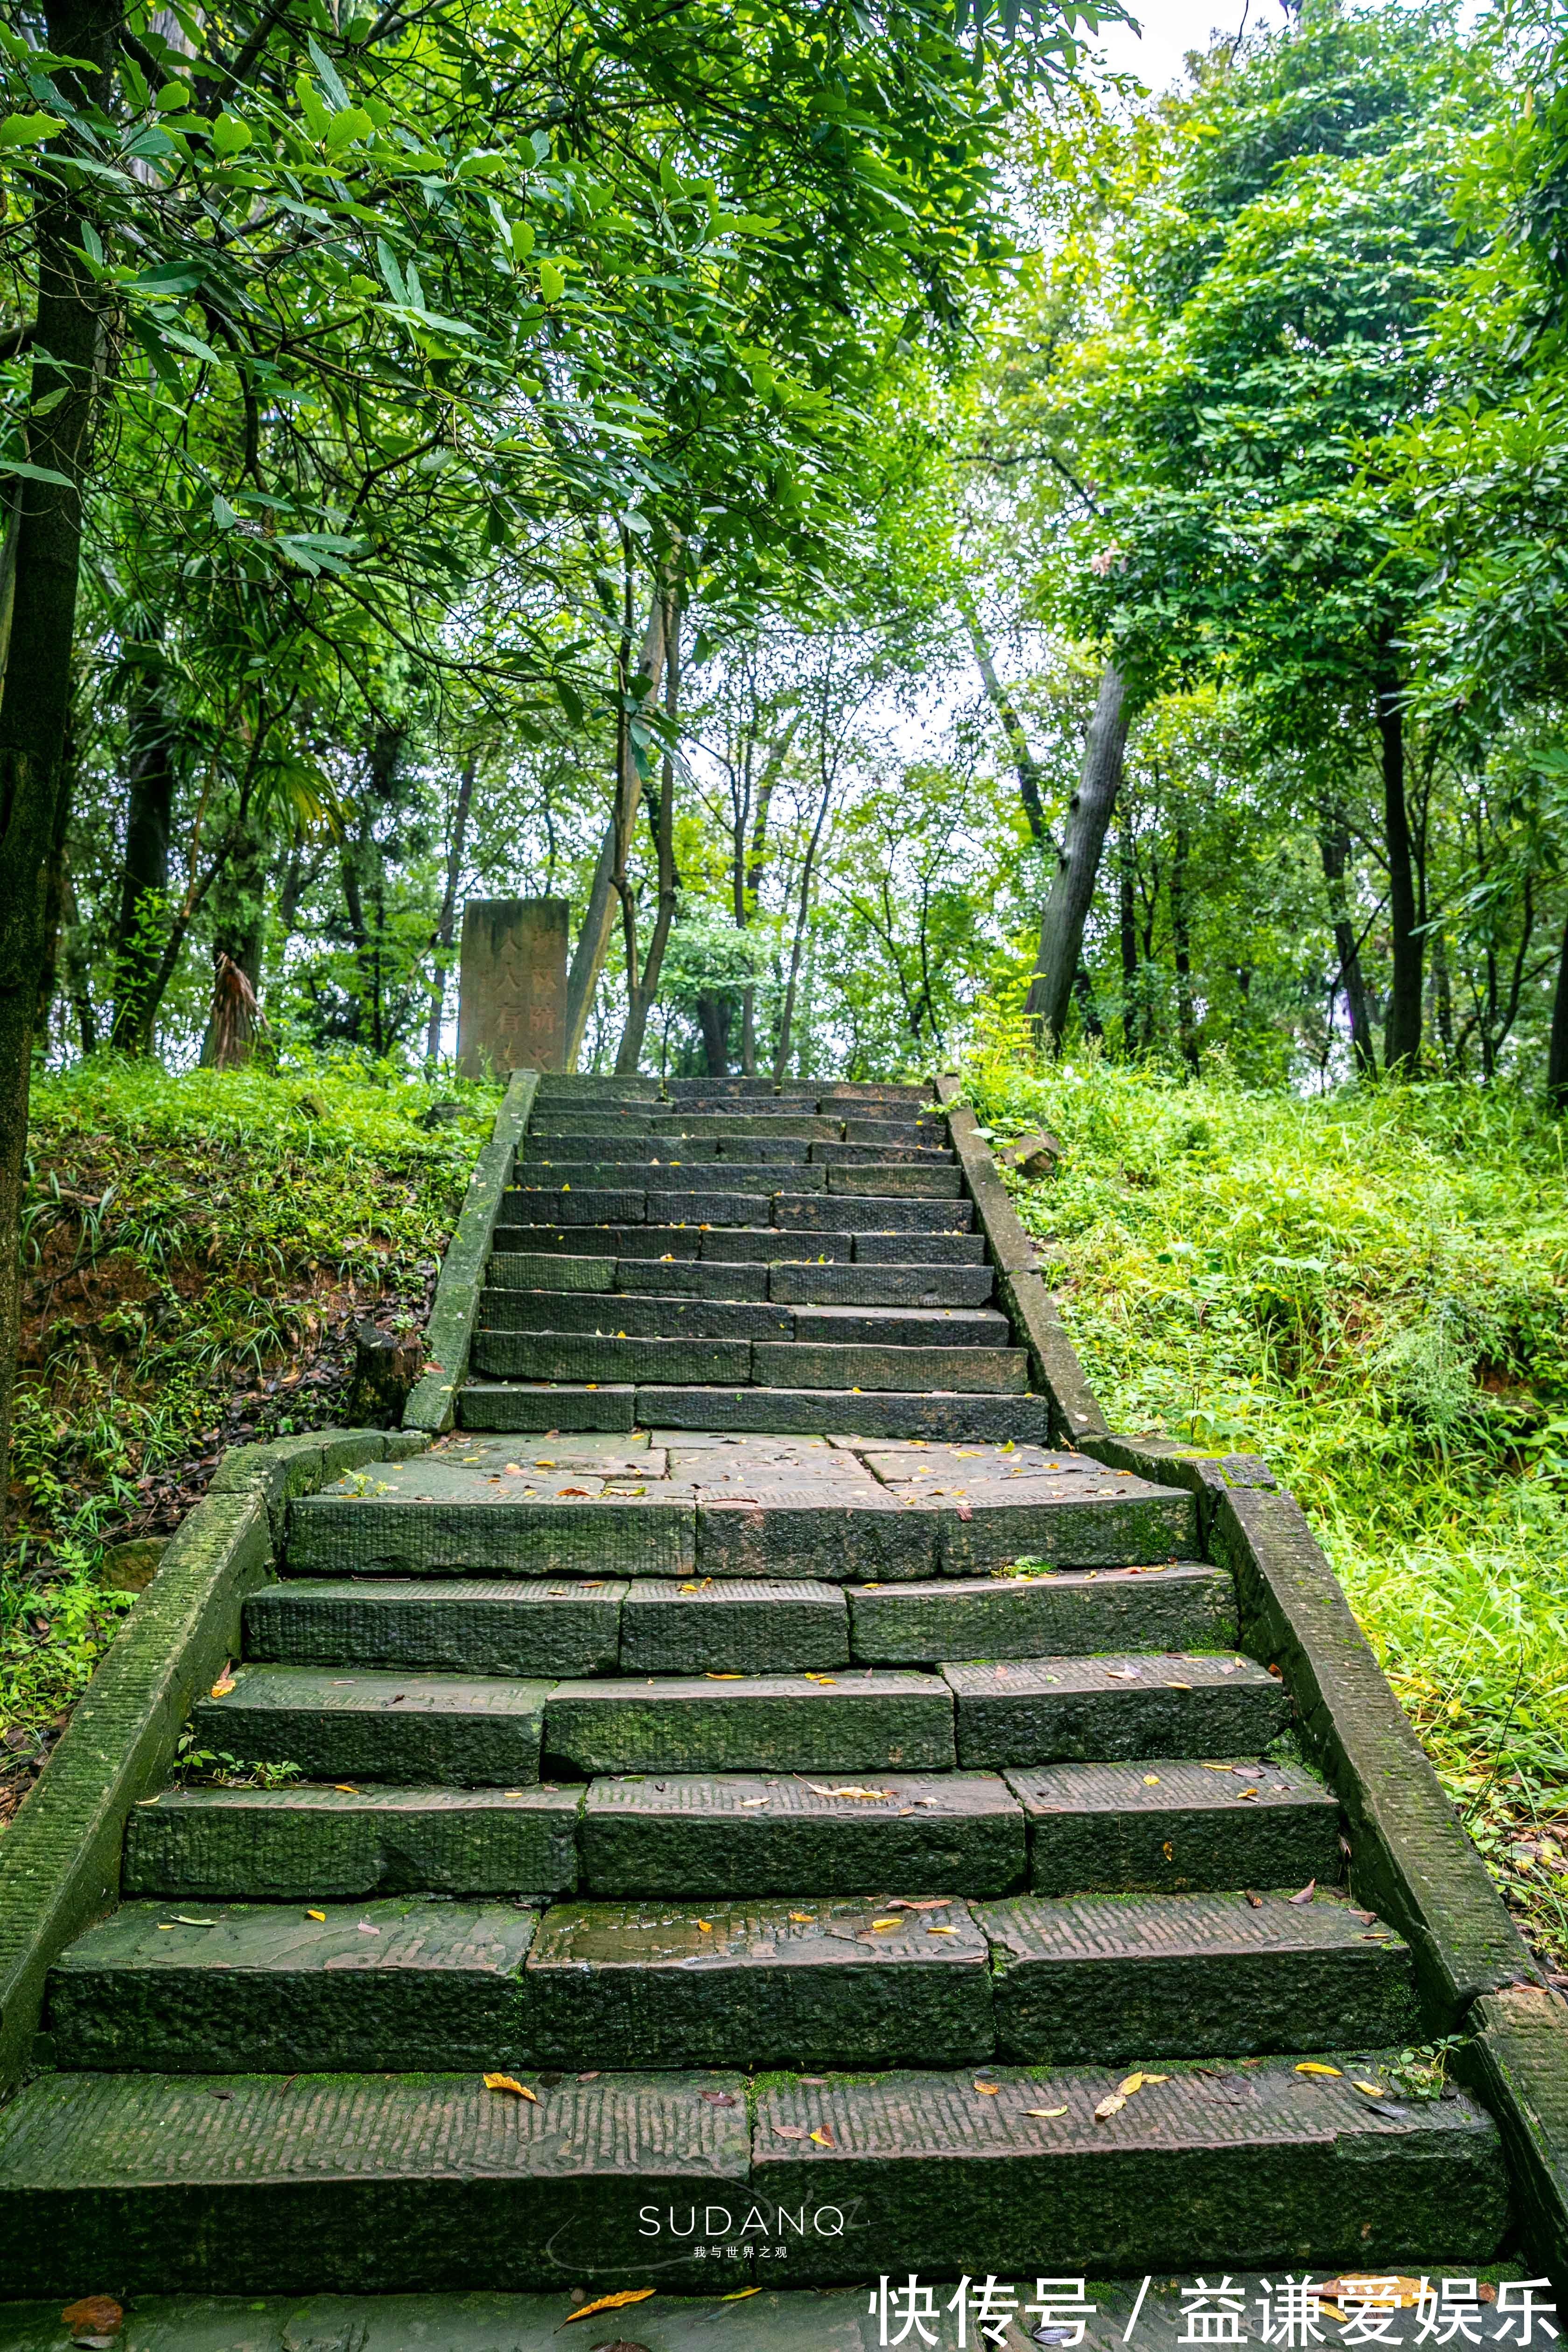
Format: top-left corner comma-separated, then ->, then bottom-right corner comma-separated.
0,1427 -> 428,2093
404,1066 -> 539,1435
935,1067 -> 1568,2290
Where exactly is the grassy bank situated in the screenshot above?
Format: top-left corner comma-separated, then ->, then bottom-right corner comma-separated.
2,1057 -> 497,1820
962,1042 -> 1568,1977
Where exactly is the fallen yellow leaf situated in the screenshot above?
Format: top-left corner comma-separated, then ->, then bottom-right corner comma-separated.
789,1912 -> 815,1923
561,2288 -> 655,2325
1295,2062 -> 1342,2076
697,1919 -> 714,1932
210,1680 -> 236,1698
1093,2092 -> 1126,2121
483,2073 -> 538,2100
927,1924 -> 958,1935
1119,2072 -> 1145,2095
1142,1775 -> 1161,1786
809,2126 -> 835,2146
721,2287 -> 762,2301
1352,2080 -> 1387,2097
333,1785 -> 359,1794
973,2081 -> 1000,2095
305,1908 -> 326,1921
1026,2106 -> 1069,2117
870,1917 -> 902,1931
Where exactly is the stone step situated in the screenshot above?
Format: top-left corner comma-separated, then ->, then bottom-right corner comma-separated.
520,1134 -> 722,1162
489,1224 -> 989,1266
850,1447 -> 1199,1567
632,1388 -> 1052,1442
787,1305 -> 1010,1347
245,1578 -> 625,1675
487,1250 -> 617,1291
580,1771 -> 1026,1896
122,1784 -> 582,1902
811,1139 -> 957,1164
192,1666 -> 553,1785
543,1671 -> 956,1775
976,1891 -> 1419,2062
49,1897 -> 545,2074
666,1077 -> 823,1099
0,2068 -> 756,2294
819,1082 -> 936,1103
520,1897 -> 993,2071
854,1232 -> 987,1263
478,1291 -> 793,1342
458,1382 -> 639,1432
619,1579 -> 849,1672
472,1332 -> 756,1384
773,1195 -> 973,1232
945,1653 -> 1293,1768
527,1113 -> 653,1136
607,1257 -> 772,1298
286,1466 -> 694,1579
649,1114 -> 843,1139
503,1190 -> 779,1229
0,2058 -> 1506,2295
717,1135 -> 833,1163
535,1074 -> 661,1099
769,1262 -> 995,1307
1007,1757 -> 1343,1895
752,1343 -> 1028,1393
747,2061 -> 1508,2285
826,1164 -> 963,1198
509,1164 -> 827,1196
843,1119 -> 946,1145
846,1567 -> 1237,1663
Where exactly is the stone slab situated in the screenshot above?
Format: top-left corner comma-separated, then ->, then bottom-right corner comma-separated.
457,897 -> 567,1078
637,1389 -> 1052,1443
977,1890 -> 1419,2063
788,1306 -> 1010,1347
860,1458 -> 1199,1568
245,1578 -> 626,1676
580,1772 -> 1026,1898
123,1785 -> 582,1903
616,1258 -> 771,1298
846,1567 -> 1238,1663
0,2068 -> 751,2293
619,1580 -> 849,1673
491,1225 -> 698,1258
48,1897 -> 543,2073
479,1291 -> 793,1342
486,1253 -> 615,1291
1007,1758 -> 1343,1896
693,1488 -> 939,1582
522,1898 -> 993,2070
854,1233 -> 988,1264
287,1454 -> 695,1577
770,1264 -> 997,1307
749,2063 -> 1509,2284
458,1384 -> 637,1433
827,1165 -> 964,1198
193,1667 -> 553,1786
700,1228 -> 852,1261
520,1136 -> 721,1161
944,1654 -> 1292,1769
753,1343 -> 1028,1394
772,1196 -> 974,1233
474,1333 -> 754,1386
650,1115 -> 843,1139
503,1189 -> 650,1225
544,1673 -> 956,1776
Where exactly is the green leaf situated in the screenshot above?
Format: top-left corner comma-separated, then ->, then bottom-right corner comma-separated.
306,35 -> 351,113
539,259 -> 566,303
212,112 -> 252,157
0,455 -> 72,486
0,112 -> 64,147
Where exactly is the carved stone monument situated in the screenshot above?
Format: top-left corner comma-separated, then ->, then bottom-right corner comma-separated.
456,896 -> 569,1077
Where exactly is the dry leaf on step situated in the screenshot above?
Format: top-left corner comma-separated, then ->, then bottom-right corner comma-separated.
1093,2093 -> 1126,2121
1025,2107 -> 1068,2118
561,2288 -> 655,2325
771,2123 -> 806,2139
61,2302 -> 121,2339
1295,2062 -> 1341,2077
1288,1879 -> 1317,1904
483,2073 -> 538,2100
809,2126 -> 836,2147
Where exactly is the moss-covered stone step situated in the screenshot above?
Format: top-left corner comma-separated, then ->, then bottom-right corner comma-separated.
859,1451 -> 1199,1568
511,1165 -> 825,1196
544,1672 -> 955,1775
0,2066 -> 755,2295
520,1135 -> 722,1162
714,1135 -> 820,1163
193,1667 -> 553,1785
666,1076 -> 821,1099
618,1580 -> 849,1673
522,1898 -> 993,2071
490,1223 -> 702,1258
536,1073 -> 661,1098
821,1082 -> 935,1104
750,2060 -> 1508,2285
945,1654 -> 1292,1768
639,1388 -> 1052,1442
650,1114 -> 843,1140
977,1891 -> 1420,2063
787,1306 -> 1011,1348
826,1165 -> 963,1199
1007,1758 -> 1343,1896
245,1578 -> 625,1675
502,1189 -> 652,1226
693,1227 -> 854,1261
286,1459 -> 695,1577
843,1118 -> 947,1145
478,1291 -> 792,1342
854,1232 -> 988,1264
123,1784 -> 582,1903
753,1343 -> 1028,1394
612,1257 -> 772,1297
769,1262 -> 996,1307
472,1332 -> 754,1385
580,1771 -> 1026,1896
49,1898 -> 543,2073
526,1113 -> 653,1136
772,1195 -> 973,1233
486,1251 -> 616,1291
691,1485 -> 937,1583
846,1568 -> 1237,1664
458,1383 -> 637,1432
811,1139 -> 956,1164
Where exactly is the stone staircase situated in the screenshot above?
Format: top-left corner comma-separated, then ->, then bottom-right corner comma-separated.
0,1076 -> 1511,2297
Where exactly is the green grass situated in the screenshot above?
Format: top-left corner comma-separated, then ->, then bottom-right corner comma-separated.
961,1037 -> 1568,1972
2,1054 -> 499,1814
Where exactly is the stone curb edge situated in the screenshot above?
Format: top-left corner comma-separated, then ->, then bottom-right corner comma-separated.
0,1427 -> 429,2093
936,1068 -> 1567,2290
404,1067 -> 540,1435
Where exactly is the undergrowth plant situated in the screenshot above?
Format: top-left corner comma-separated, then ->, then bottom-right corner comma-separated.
960,1030 -> 1568,1972
1,1055 -> 498,1815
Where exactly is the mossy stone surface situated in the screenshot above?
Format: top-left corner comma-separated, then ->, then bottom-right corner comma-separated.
847,1568 -> 1236,1663
544,1672 -> 955,1776
194,1667 -> 553,1785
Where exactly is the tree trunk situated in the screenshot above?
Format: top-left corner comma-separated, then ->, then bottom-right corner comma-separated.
347,1319 -> 424,1427
109,642 -> 177,1054
425,756 -> 476,1068
1024,665 -> 1128,1050
1375,660 -> 1422,1073
1317,803 -> 1377,1077
0,0 -> 114,1482
1170,819 -> 1199,1073
34,710 -> 77,1049
773,784 -> 833,1083
201,802 -> 268,1067
696,990 -> 732,1075
563,590 -> 666,1069
616,592 -> 682,1073
959,587 -> 1048,844
1118,819 -> 1139,1058
1547,907 -> 1568,1113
